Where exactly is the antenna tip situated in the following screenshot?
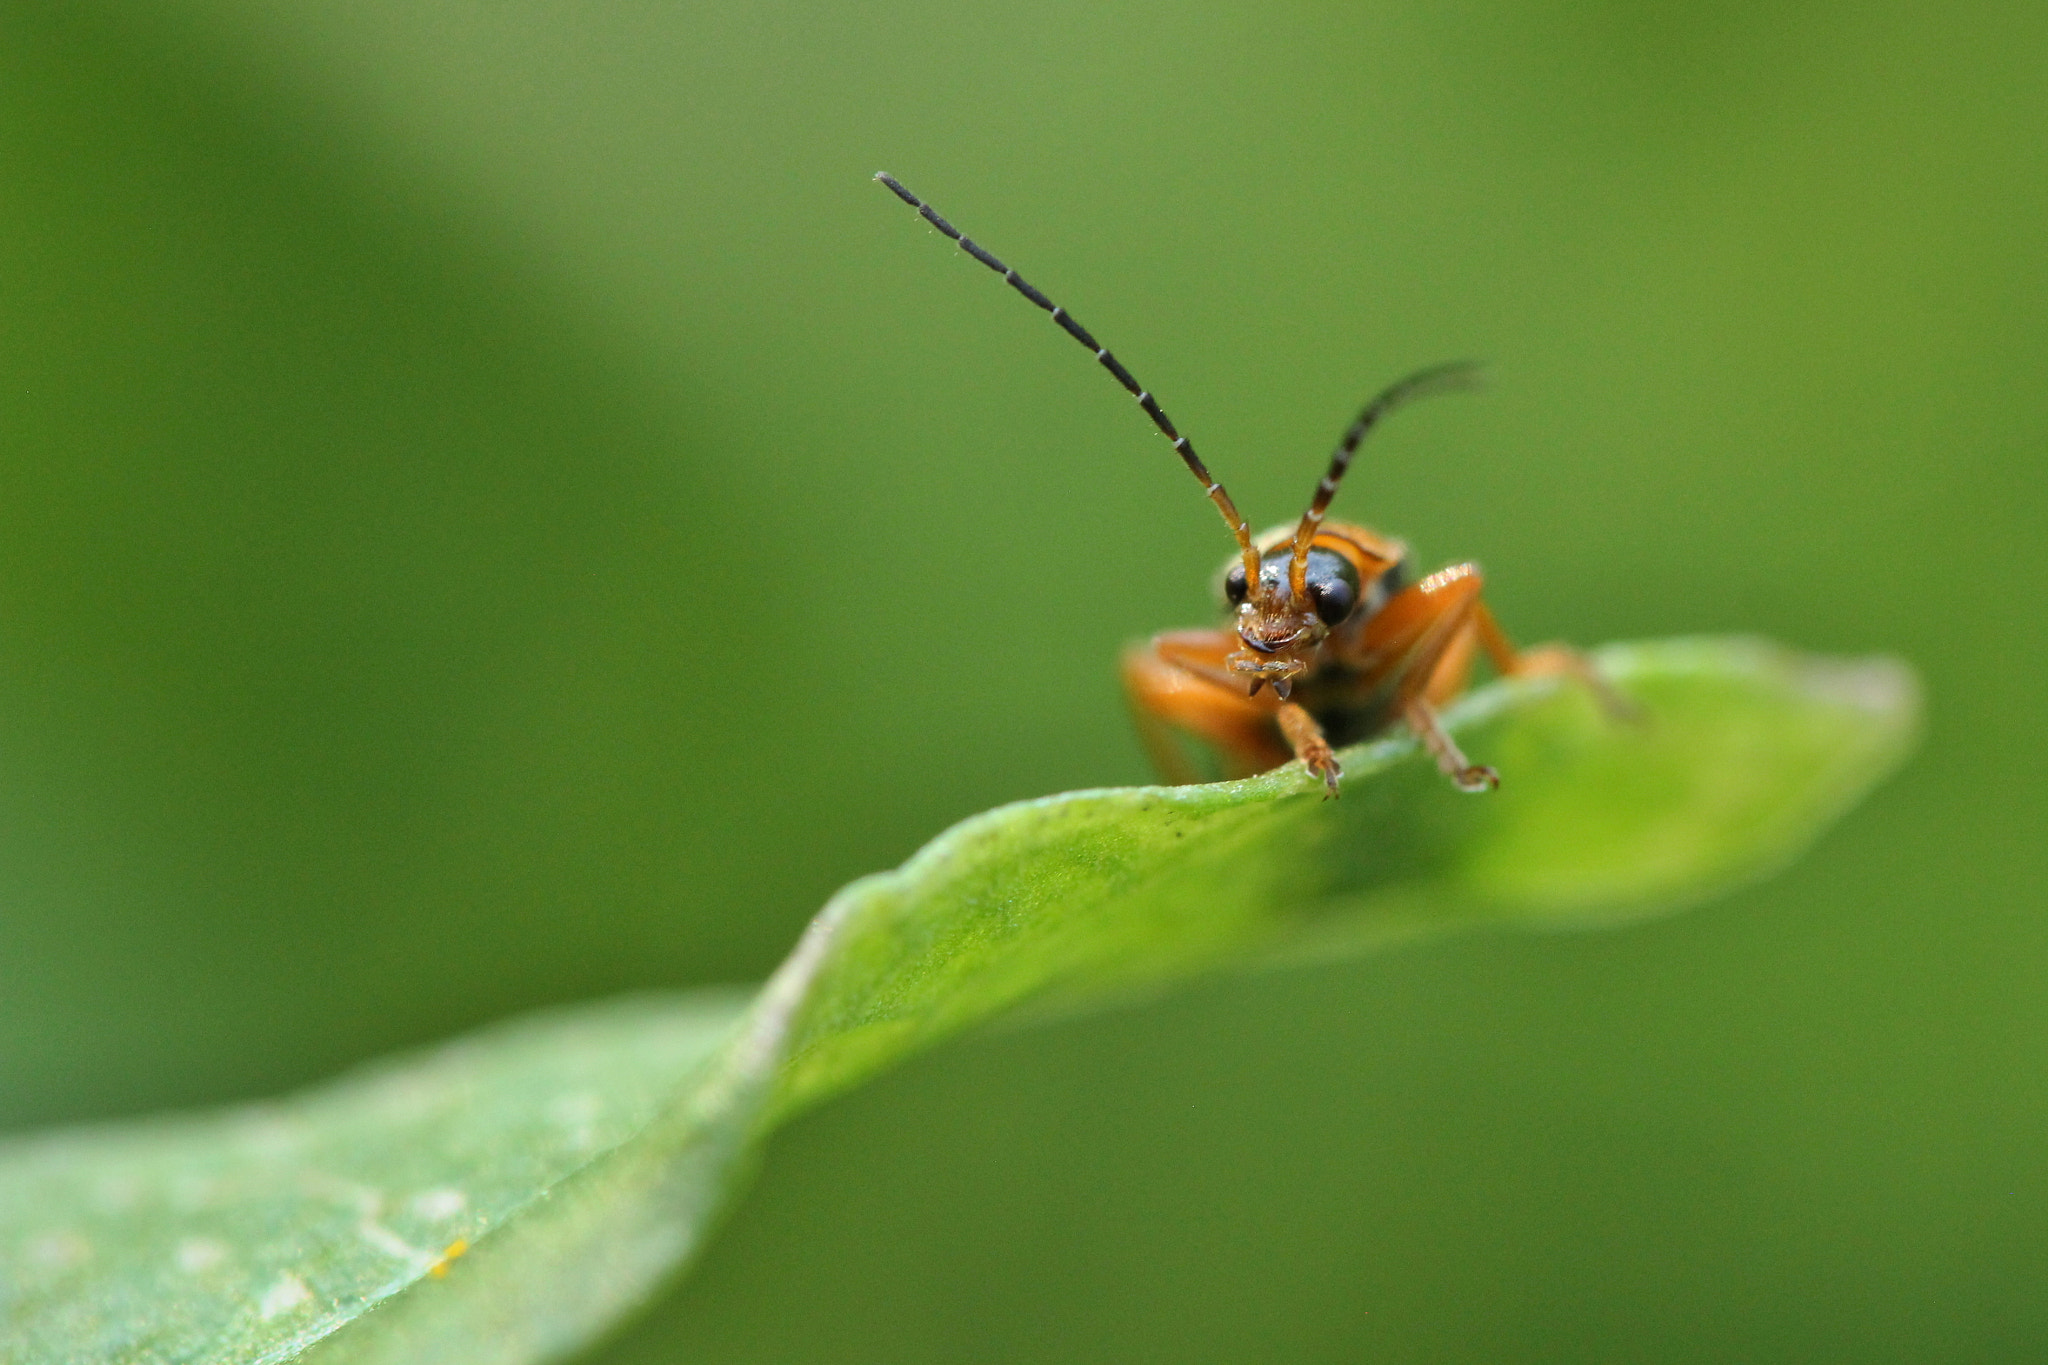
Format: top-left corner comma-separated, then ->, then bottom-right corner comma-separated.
873,173 -> 919,208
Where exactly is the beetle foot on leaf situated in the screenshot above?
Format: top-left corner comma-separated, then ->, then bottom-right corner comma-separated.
1452,763 -> 1500,793
1307,751 -> 1343,799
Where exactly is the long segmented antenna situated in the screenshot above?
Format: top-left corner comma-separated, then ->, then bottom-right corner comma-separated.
876,173 -> 1261,588
1286,360 -> 1485,602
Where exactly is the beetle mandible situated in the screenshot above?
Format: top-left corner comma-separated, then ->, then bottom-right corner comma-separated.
876,173 -> 1624,796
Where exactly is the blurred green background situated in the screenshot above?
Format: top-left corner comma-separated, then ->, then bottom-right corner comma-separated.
0,0 -> 2042,1358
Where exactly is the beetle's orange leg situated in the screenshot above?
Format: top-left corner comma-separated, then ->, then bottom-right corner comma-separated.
1122,632 -> 1290,784
1347,564 -> 1503,793
1418,616 -> 1481,707
1381,575 -> 1632,719
1349,563 -> 1485,682
1124,632 -> 1342,791
1470,603 -> 1639,720
1348,563 -> 1490,712
1402,697 -> 1500,792
1275,702 -> 1341,797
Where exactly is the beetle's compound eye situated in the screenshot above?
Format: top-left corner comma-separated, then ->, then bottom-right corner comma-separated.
1223,563 -> 1250,606
1309,576 -> 1356,626
1301,548 -> 1363,626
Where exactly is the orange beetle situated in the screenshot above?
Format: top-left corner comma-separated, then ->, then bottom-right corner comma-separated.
878,174 -> 1622,795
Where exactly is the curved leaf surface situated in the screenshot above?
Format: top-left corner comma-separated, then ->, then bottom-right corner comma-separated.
0,638 -> 1919,1364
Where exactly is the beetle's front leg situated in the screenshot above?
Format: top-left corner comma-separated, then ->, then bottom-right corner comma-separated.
1346,564 -> 1509,793
1402,697 -> 1499,792
1125,633 -> 1350,794
1275,702 -> 1342,797
1121,632 -> 1291,784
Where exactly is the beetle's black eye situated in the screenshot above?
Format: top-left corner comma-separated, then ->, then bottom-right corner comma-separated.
1223,564 -> 1249,606
1309,576 -> 1356,626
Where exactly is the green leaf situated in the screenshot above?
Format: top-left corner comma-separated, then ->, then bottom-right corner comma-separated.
0,638 -> 1917,1364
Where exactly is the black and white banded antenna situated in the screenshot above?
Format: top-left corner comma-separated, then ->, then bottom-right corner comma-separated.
875,172 -> 1262,591
1284,360 -> 1486,602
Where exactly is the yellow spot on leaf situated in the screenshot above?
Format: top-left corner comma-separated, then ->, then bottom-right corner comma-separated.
428,1238 -> 469,1278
